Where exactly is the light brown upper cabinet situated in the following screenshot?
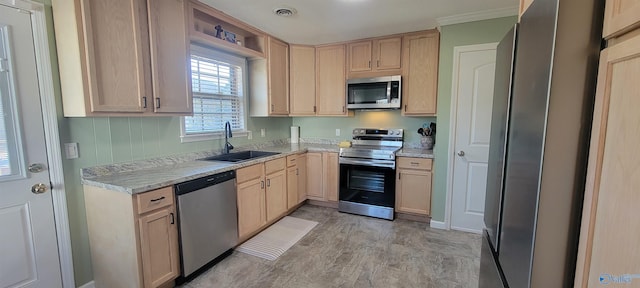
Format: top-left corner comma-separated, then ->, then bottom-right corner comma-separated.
52,0 -> 192,117
289,45 -> 317,116
316,44 -> 349,116
402,30 -> 440,116
249,37 -> 290,116
602,0 -> 640,39
347,37 -> 402,77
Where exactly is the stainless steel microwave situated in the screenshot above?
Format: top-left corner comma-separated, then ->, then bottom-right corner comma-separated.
346,75 -> 401,110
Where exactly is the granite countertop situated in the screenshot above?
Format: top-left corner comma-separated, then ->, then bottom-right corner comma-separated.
81,141 -> 435,195
397,148 -> 435,159
81,143 -> 340,194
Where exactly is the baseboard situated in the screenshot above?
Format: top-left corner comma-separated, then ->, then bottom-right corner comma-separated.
395,212 -> 430,223
77,281 -> 95,288
429,220 -> 447,230
307,199 -> 338,209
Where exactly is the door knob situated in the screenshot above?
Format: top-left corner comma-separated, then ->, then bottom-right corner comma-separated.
31,183 -> 49,194
457,150 -> 465,156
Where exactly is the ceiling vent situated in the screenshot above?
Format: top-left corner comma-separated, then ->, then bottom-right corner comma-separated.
273,7 -> 297,17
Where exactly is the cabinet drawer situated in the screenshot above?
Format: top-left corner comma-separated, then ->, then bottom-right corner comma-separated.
136,186 -> 174,215
265,158 -> 286,175
286,155 -> 297,167
237,164 -> 264,184
397,157 -> 432,170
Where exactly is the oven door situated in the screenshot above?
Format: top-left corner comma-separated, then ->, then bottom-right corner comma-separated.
339,161 -> 396,208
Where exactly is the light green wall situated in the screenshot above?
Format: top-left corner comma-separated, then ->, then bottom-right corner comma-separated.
293,111 -> 435,146
431,17 -> 517,222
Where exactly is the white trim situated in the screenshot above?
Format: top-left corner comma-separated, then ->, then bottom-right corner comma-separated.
450,226 -> 483,234
179,129 -> 249,143
446,43 -> 499,232
429,220 -> 447,230
77,281 -> 95,288
436,6 -> 518,26
27,1 -> 75,287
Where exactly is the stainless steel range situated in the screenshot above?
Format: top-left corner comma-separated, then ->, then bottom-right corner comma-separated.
338,128 -> 403,220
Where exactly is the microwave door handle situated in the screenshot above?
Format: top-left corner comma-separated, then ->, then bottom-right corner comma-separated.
386,81 -> 392,103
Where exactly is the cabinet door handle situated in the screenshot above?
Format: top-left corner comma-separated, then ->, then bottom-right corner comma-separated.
398,173 -> 401,180
313,106 -> 316,113
404,104 -> 407,112
261,180 -> 265,189
377,60 -> 380,67
155,98 -> 160,109
170,212 -> 175,224
368,60 -> 371,68
142,96 -> 147,108
342,106 -> 345,113
296,168 -> 299,176
267,179 -> 271,187
271,104 -> 274,112
150,196 -> 165,202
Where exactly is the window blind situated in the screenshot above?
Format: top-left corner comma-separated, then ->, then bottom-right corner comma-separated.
184,52 -> 245,135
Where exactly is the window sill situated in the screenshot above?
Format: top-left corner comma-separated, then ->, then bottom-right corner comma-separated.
180,131 -> 250,143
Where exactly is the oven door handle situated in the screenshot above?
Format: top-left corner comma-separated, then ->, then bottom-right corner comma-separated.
339,157 -> 395,169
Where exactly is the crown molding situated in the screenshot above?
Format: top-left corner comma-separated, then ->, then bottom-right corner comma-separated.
437,6 -> 518,26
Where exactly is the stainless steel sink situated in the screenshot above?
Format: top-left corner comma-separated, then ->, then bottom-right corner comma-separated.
200,150 -> 280,163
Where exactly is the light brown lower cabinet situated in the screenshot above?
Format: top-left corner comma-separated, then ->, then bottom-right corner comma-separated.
236,158 -> 287,240
265,158 -> 287,222
286,154 -> 303,209
395,157 -> 433,215
236,164 -> 267,240
306,152 -> 339,202
83,185 -> 180,288
297,154 -> 308,204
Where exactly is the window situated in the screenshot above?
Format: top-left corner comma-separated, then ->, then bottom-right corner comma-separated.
181,46 -> 247,142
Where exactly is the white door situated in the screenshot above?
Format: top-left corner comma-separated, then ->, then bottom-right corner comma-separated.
449,43 -> 497,233
0,4 -> 63,288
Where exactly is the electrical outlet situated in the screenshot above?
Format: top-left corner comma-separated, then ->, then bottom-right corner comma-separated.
247,131 -> 252,140
336,129 -> 340,136
64,143 -> 79,159
260,128 -> 265,137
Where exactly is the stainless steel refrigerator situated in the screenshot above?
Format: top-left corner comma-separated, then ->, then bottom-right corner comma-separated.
479,0 -> 604,287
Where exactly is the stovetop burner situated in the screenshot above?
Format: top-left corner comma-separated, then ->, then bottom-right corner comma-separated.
340,128 -> 404,161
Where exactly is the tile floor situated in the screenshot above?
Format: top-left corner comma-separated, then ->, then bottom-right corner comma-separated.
179,205 -> 481,288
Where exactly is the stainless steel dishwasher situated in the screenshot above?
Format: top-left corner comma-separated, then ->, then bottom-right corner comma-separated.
174,170 -> 238,281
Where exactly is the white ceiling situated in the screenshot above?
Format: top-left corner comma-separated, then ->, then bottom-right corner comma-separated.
199,0 -> 519,45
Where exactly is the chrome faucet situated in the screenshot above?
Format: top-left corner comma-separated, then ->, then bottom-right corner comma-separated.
224,121 -> 234,154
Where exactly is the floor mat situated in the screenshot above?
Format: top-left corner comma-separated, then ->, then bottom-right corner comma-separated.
236,216 -> 318,261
